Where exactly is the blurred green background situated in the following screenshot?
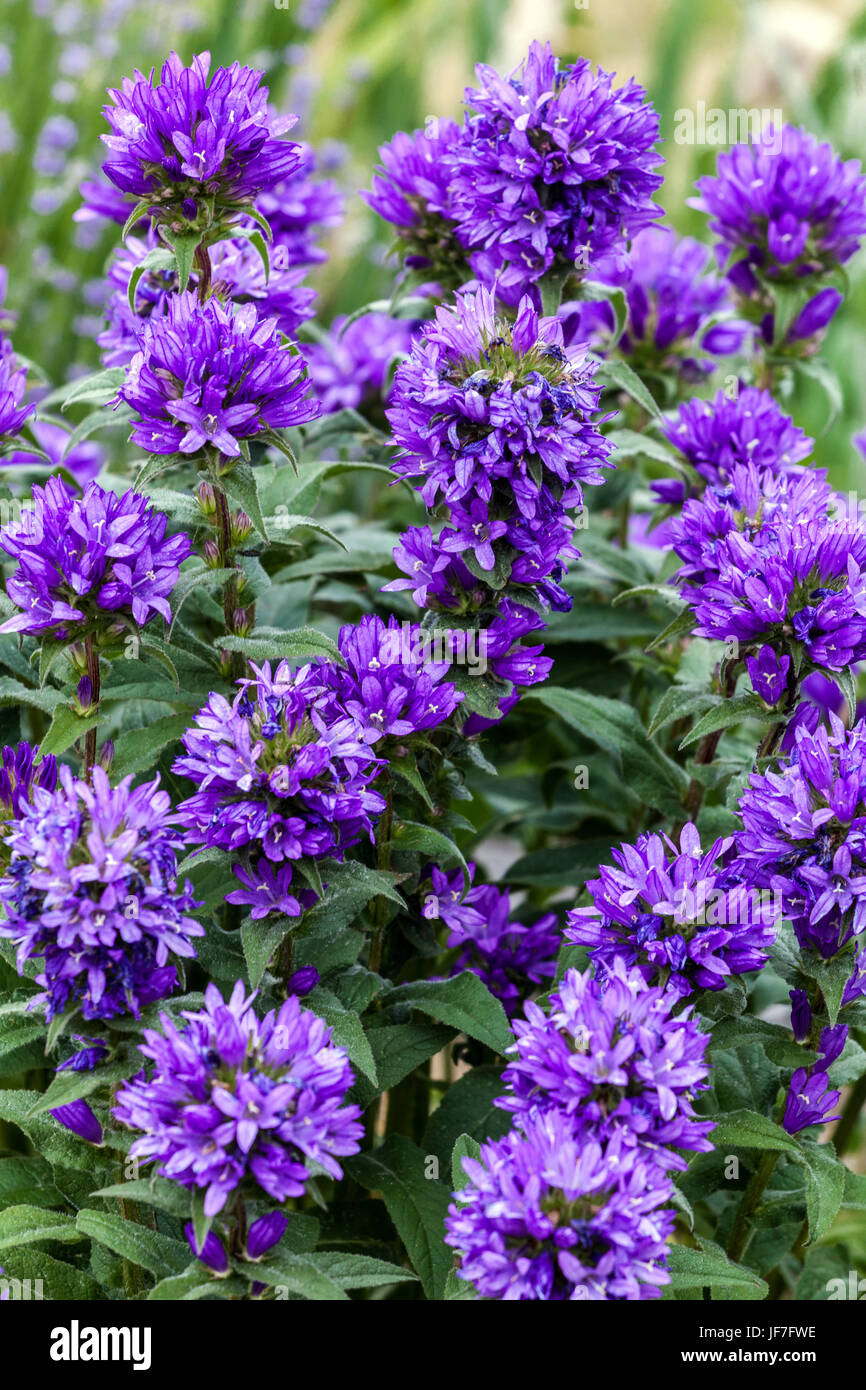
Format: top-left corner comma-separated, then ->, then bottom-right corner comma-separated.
1,0 -> 865,484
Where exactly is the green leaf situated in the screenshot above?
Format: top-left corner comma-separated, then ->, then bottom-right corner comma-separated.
0,1247 -> 103,1300
389,820 -> 468,878
0,1205 -> 83,1249
679,695 -> 772,748
62,405 -> 131,457
121,198 -> 153,239
352,1023 -> 453,1106
59,367 -> 126,412
594,358 -> 662,420
38,704 -> 100,758
647,686 -> 720,738
346,1135 -> 452,1300
800,1142 -> 846,1244
0,1091 -> 106,1170
127,247 -> 176,314
234,1252 -> 349,1301
89,1178 -> 192,1219
664,1244 -> 768,1300
823,665 -> 857,724
147,1267 -> 247,1300
389,752 -> 434,809
311,1252 -> 418,1290
382,972 -> 512,1055
27,1054 -> 141,1116
450,1133 -> 482,1192
217,628 -> 343,664
241,915 -> 294,990
164,228 -> 201,292
76,1209 -> 189,1279
606,427 -> 679,466
110,713 -> 190,778
169,564 -> 239,633
526,686 -> 687,818
708,1109 -> 802,1155
424,1066 -> 510,1170
305,987 -> 378,1085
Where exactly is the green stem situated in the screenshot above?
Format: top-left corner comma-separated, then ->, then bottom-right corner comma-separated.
726,1149 -> 780,1263
83,635 -> 101,777
368,775 -> 394,975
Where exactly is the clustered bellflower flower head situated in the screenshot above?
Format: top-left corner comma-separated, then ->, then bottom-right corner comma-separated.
566,823 -> 778,997
445,1109 -> 674,1300
655,386 -> 814,505
101,52 -> 301,224
691,125 -> 866,351
559,226 -> 746,382
0,477 -> 191,640
173,659 -> 386,866
113,981 -> 363,1216
423,863 -> 558,1016
0,766 -> 203,1021
667,461 -> 835,595
0,741 -> 57,826
312,612 -> 464,744
387,286 -> 612,585
362,119 -> 467,286
683,512 -> 866,677
118,292 -> 319,463
447,41 -> 664,304
0,349 -> 35,449
734,714 -> 866,974
498,959 -> 714,1165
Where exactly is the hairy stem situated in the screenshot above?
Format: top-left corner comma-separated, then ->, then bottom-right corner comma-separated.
726,1149 -> 780,1263
83,635 -> 101,777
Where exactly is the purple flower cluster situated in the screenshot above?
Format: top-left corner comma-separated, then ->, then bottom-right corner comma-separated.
444,1110 -> 674,1300
113,981 -> 363,1216
692,125 -> 866,348
498,959 -> 713,1164
254,143 -> 344,268
0,741 -> 57,827
560,226 -> 745,381
101,52 -> 301,216
362,119 -> 466,283
387,287 -> 611,582
0,766 -> 202,1021
312,613 -> 464,744
735,714 -> 866,970
449,43 -> 663,303
685,513 -> 866,675
565,823 -> 777,997
658,386 -> 814,503
783,1026 -> 845,1134
423,863 -> 558,1016
173,659 -> 385,864
118,292 -> 319,459
0,477 -> 191,639
693,125 -> 866,279
0,349 -> 34,446
667,460 -> 834,593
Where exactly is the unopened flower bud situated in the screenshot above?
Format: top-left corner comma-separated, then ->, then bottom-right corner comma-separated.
197,480 -> 217,518
231,607 -> 252,636
231,509 -> 253,545
202,538 -> 220,567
